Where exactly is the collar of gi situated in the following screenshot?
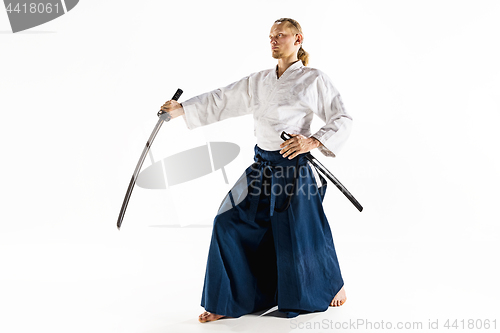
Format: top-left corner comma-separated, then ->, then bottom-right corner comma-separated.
275,60 -> 303,80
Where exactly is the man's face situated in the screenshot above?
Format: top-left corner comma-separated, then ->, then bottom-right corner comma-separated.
269,22 -> 300,60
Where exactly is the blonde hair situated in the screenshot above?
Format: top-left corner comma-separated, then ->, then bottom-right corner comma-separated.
274,18 -> 309,66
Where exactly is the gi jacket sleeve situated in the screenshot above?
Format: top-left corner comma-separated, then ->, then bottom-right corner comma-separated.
311,73 -> 353,157
181,76 -> 254,129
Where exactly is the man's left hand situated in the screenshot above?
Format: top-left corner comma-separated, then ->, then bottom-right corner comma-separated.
279,134 -> 322,159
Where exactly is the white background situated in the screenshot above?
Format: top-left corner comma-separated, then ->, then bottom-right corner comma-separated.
1,1 -> 499,332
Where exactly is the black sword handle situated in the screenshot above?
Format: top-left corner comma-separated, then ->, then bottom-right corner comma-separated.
157,88 -> 183,118
117,89 -> 183,230
280,131 -> 291,142
280,131 -> 363,212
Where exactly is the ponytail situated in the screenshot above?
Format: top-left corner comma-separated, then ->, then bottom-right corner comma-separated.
297,46 -> 309,66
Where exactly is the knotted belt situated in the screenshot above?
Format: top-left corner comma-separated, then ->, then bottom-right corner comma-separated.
246,152 -> 302,222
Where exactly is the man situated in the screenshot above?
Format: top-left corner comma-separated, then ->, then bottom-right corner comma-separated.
161,18 -> 352,322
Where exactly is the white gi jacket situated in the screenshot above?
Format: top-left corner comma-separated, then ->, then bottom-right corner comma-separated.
182,61 -> 352,157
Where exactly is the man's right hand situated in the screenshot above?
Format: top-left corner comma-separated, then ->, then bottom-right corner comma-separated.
160,100 -> 184,119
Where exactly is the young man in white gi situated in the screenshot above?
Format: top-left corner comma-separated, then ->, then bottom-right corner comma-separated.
161,18 -> 351,323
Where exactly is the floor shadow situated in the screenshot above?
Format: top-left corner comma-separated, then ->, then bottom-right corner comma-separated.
260,310 -> 288,318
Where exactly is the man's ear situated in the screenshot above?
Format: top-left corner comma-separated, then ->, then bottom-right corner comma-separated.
295,33 -> 303,45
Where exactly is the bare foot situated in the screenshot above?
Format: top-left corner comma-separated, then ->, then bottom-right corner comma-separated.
198,311 -> 225,323
330,286 -> 347,307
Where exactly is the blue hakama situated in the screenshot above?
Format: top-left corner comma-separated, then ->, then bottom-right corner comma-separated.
201,145 -> 344,318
